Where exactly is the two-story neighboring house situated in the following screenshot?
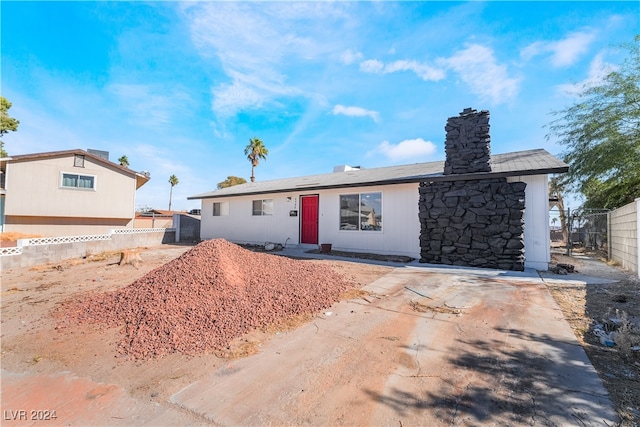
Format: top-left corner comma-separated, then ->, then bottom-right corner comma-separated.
0,149 -> 150,236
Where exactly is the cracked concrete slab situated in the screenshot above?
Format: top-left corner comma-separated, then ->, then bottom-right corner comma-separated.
170,266 -> 617,426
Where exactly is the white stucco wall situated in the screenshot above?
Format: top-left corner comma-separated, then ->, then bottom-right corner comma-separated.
199,175 -> 551,269
200,183 -> 422,258
200,193 -> 303,247
317,184 -> 421,258
508,174 -> 550,270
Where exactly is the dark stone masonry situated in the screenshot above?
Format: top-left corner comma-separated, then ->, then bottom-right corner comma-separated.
419,108 -> 526,271
444,107 -> 491,175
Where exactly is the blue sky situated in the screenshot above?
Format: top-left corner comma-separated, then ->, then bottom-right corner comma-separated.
1,1 -> 638,211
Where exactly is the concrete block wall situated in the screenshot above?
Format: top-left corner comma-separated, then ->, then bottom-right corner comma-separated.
174,214 -> 201,243
608,198 -> 639,276
0,229 -> 176,270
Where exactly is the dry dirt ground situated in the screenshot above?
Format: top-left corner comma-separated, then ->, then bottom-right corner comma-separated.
543,249 -> 640,425
1,243 -> 638,425
0,243 -> 392,425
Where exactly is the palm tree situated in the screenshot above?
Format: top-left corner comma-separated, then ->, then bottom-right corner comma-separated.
118,155 -> 129,167
168,174 -> 179,211
244,137 -> 268,183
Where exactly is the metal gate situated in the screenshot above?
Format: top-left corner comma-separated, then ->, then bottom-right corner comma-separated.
551,208 -> 609,256
564,208 -> 609,255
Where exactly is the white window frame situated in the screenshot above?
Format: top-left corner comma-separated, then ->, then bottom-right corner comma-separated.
252,199 -> 273,216
60,172 -> 97,190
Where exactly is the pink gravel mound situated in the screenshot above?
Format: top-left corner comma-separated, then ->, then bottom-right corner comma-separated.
61,239 -> 356,359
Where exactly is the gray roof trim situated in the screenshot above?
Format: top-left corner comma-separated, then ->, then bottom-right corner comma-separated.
188,149 -> 568,200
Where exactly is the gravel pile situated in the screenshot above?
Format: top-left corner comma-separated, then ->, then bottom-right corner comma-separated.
59,239 -> 356,359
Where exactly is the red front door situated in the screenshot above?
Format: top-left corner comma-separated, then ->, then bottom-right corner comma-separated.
301,195 -> 319,244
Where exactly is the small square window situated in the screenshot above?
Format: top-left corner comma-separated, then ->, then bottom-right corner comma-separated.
74,155 -> 85,167
252,199 -> 273,216
212,202 -> 229,216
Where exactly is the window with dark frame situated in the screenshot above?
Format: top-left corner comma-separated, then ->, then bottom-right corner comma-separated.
252,199 -> 273,216
339,192 -> 382,231
74,155 -> 85,167
213,202 -> 221,216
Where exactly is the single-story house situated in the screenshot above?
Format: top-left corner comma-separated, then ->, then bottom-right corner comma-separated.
188,109 -> 569,271
0,149 -> 150,236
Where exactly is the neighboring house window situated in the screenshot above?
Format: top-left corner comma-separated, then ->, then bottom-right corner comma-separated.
61,173 -> 96,190
252,199 -> 273,216
74,155 -> 85,167
339,192 -> 382,231
212,202 -> 229,216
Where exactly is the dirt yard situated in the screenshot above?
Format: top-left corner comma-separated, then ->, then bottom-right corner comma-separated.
1,241 -> 638,425
544,249 -> 640,425
0,242 -> 392,424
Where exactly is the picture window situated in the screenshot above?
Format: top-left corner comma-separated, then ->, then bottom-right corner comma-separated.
339,192 -> 382,231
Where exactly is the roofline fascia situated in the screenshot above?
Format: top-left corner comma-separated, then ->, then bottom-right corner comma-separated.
188,166 -> 569,200
8,149 -> 151,184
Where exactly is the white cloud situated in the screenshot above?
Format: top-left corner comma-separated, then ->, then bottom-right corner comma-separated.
372,138 -> 437,161
341,49 -> 363,65
557,51 -> 617,96
520,41 -> 544,62
357,44 -> 516,103
212,81 -> 265,119
384,60 -> 446,81
332,104 -> 380,122
359,58 -> 445,81
360,59 -> 384,73
443,44 -> 520,104
521,31 -> 596,67
181,2 -> 352,119
108,83 -> 191,127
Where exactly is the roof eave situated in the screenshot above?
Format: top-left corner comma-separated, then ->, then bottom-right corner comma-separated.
135,173 -> 151,189
188,166 -> 569,200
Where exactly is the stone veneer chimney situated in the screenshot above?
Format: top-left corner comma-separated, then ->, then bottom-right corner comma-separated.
418,107 -> 526,271
444,108 -> 491,175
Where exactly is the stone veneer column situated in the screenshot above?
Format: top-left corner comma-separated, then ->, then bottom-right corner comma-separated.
418,108 -> 527,271
418,178 -> 526,271
444,108 -> 491,175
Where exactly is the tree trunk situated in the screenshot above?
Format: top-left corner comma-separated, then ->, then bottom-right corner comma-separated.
169,186 -> 173,211
556,193 -> 568,245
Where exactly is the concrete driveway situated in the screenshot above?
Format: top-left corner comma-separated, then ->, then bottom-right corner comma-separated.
169,264 -> 617,426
